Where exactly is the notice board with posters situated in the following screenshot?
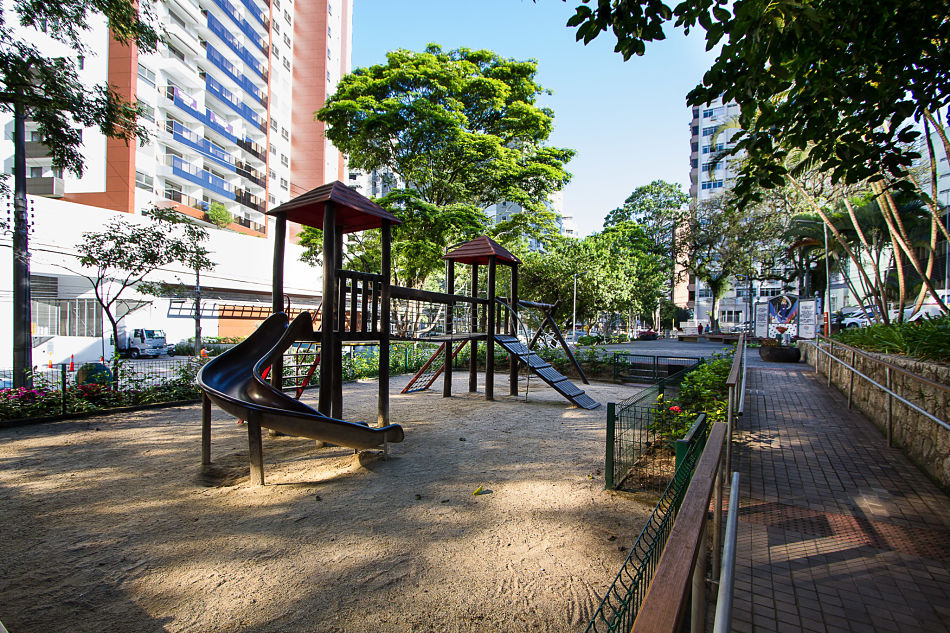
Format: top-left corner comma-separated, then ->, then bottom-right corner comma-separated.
753,294 -> 818,339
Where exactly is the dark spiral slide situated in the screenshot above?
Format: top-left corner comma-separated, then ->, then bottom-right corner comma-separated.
197,311 -> 404,450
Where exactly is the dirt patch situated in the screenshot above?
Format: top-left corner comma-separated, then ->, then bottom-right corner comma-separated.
0,373 -> 650,633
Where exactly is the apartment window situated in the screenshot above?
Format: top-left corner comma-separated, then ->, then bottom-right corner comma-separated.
328,2 -> 332,14
32,298 -> 103,337
283,34 -> 291,47
274,0 -> 280,8
138,63 -> 156,87
719,310 -> 741,323
702,127 -> 716,137
328,25 -> 332,38
280,178 -> 288,190
169,11 -> 187,29
281,127 -> 289,140
327,47 -> 332,60
701,161 -> 720,172
280,154 -> 289,166
268,193 -> 276,204
702,143 -> 725,154
349,172 -> 358,181
269,169 -> 276,179
270,143 -> 277,155
327,71 -> 331,82
30,131 -> 44,142
283,57 -> 291,71
135,171 -> 154,191
272,44 -> 279,59
167,44 -> 186,62
284,10 -> 291,24
270,118 -> 278,131
30,167 -> 43,178
691,125 -> 698,135
701,180 -> 724,190
139,103 -> 155,123
273,21 -> 280,35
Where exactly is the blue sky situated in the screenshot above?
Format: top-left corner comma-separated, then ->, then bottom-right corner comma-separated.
349,0 -> 717,237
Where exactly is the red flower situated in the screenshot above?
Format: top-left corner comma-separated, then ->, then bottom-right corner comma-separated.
669,406 -> 682,413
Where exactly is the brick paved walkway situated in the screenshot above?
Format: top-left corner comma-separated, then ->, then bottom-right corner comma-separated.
731,364 -> 950,633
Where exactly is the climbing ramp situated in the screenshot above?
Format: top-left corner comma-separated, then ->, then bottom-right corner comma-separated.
494,334 -> 600,409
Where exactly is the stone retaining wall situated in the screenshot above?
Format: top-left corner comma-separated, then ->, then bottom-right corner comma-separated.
800,342 -> 950,491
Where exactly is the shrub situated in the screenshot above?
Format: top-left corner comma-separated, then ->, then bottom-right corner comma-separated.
832,315 -> 950,362
206,201 -> 232,227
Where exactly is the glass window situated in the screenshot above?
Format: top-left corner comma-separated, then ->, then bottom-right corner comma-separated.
135,171 -> 153,191
280,154 -> 289,166
138,63 -> 156,87
280,178 -> 288,190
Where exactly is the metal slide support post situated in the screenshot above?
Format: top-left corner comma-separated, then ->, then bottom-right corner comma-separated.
201,393 -> 212,465
378,220 -> 392,426
510,265 -> 519,396
486,256 -> 496,400
270,214 -> 287,391
247,410 -> 264,486
470,264 -> 479,392
318,203 -> 336,416
444,259 -> 454,398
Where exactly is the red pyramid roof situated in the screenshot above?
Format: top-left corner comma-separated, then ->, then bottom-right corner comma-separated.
444,236 -> 520,266
266,181 -> 401,233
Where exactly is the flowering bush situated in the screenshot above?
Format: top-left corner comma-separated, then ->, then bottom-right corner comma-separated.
0,387 -> 61,419
648,352 -> 732,445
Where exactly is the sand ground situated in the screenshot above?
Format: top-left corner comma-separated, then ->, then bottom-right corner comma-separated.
0,372 -> 651,633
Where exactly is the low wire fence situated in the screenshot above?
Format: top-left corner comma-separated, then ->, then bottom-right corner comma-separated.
586,413 -> 712,633
612,353 -> 702,383
605,360 -> 703,491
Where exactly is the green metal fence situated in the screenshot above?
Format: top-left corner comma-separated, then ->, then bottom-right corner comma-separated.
585,413 -> 711,633
605,360 -> 702,491
612,353 -> 702,383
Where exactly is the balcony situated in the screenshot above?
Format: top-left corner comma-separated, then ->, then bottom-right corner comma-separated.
163,188 -> 209,212
235,188 -> 266,214
240,0 -> 266,28
166,120 -> 237,173
211,0 -> 266,52
25,141 -> 52,159
26,176 -> 64,198
205,44 -> 267,107
205,12 -> 267,80
204,75 -> 265,132
237,138 -> 266,162
235,161 -> 266,188
165,154 -> 235,200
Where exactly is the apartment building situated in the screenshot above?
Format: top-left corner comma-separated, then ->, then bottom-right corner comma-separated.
0,0 -> 352,364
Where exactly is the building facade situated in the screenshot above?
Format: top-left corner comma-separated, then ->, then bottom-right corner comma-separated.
0,0 -> 352,365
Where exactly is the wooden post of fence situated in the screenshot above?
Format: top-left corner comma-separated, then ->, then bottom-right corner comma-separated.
444,258 -> 455,398
848,350 -> 856,410
470,264 -> 479,392
486,256 -> 497,401
885,367 -> 893,447
378,220 -> 392,426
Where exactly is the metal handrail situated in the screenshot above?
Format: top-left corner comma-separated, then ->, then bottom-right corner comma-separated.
712,471 -> 741,633
815,334 -> 950,395
804,340 -> 949,431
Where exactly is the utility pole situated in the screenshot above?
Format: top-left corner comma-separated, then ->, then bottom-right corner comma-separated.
12,93 -> 33,388
823,222 -> 831,335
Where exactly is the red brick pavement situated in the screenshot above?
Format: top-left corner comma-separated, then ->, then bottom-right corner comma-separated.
730,364 -> 950,633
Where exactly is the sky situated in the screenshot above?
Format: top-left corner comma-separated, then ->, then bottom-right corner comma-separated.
349,0 -> 718,237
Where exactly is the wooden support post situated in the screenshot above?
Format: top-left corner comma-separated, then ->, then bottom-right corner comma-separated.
469,264 -> 479,392
201,393 -> 212,466
247,411 -> 264,486
270,214 -> 287,391
319,203 -> 336,416
444,259 -> 455,397
486,256 -> 497,401
378,220 -> 392,426
332,224 -> 344,419
509,264 -> 519,396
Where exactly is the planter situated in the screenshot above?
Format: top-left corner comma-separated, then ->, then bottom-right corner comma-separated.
758,346 -> 802,363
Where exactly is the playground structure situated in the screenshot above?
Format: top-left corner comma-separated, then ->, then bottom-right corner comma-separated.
198,181 -> 598,482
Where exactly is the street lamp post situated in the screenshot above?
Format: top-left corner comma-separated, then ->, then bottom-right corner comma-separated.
822,222 -> 831,336
572,273 -> 577,341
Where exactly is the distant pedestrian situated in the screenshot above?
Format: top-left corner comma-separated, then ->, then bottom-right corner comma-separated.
698,323 -> 704,335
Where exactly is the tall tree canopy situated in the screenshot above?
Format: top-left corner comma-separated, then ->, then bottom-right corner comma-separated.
566,0 -> 949,202
0,0 -> 159,179
308,44 -> 575,290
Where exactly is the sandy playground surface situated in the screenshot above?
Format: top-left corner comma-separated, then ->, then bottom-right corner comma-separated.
0,372 -> 652,633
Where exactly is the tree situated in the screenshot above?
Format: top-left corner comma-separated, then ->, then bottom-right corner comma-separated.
604,180 -> 689,240
143,208 -> 216,358
565,0 -> 949,202
675,194 -> 783,330
2,1 -> 159,386
74,212 -> 184,378
205,201 -> 232,228
310,44 -> 574,291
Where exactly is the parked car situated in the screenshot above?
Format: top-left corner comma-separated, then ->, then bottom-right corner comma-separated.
637,330 -> 658,341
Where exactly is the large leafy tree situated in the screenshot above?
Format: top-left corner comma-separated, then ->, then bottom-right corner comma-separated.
604,180 -> 689,240
565,0 -> 949,202
310,44 -> 574,290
